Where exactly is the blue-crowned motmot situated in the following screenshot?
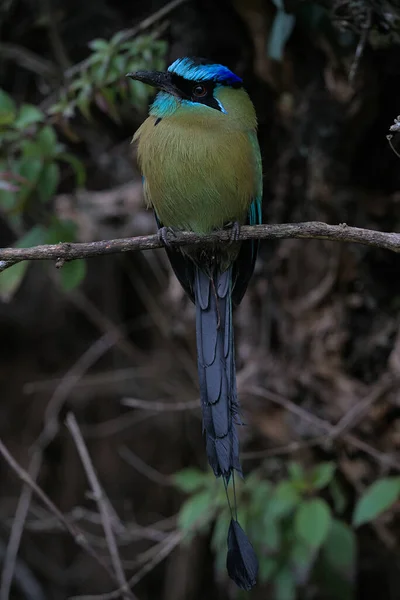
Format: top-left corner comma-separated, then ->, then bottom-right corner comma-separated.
128,57 -> 262,590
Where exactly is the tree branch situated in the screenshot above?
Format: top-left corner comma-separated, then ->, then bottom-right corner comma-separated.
0,222 -> 399,273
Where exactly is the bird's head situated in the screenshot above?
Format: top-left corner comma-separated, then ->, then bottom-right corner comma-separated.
127,57 -> 256,130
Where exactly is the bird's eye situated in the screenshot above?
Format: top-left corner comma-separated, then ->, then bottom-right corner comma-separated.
192,84 -> 207,97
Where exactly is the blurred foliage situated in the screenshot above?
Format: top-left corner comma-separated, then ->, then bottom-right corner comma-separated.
0,32 -> 166,299
174,462 -> 400,599
49,32 -> 166,121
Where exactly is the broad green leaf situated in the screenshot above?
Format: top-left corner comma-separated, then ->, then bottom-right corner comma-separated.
173,468 -> 208,493
77,86 -> 93,120
274,566 -> 296,600
18,157 -> 43,183
0,261 -> 29,302
311,462 -> 336,490
36,125 -> 58,157
268,480 -> 300,518
21,139 -> 41,158
288,462 -> 305,481
14,104 -> 43,129
295,498 -> 332,549
59,259 -> 87,291
290,539 -> 316,579
353,477 -> 400,527
323,519 -> 356,578
88,38 -> 110,52
16,225 -> 46,248
0,89 -> 16,126
0,225 -> 46,301
17,158 -> 43,201
45,218 -> 78,244
111,30 -> 127,46
37,162 -> 60,202
178,489 -> 214,533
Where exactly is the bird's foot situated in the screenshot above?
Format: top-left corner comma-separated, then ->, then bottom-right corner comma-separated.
158,226 -> 178,248
225,221 -> 241,245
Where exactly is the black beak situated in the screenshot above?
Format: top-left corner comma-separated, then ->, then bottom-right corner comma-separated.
126,70 -> 173,93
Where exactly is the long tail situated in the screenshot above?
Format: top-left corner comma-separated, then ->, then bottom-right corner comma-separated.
194,265 -> 240,478
194,265 -> 258,590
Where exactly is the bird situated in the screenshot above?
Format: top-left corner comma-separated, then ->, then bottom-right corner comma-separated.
128,56 -> 262,590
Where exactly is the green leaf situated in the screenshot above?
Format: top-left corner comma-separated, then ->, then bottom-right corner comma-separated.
88,38 -> 110,52
37,162 -> 60,202
0,262 -> 29,302
353,477 -> 400,527
178,490 -> 214,533
77,86 -> 93,120
36,126 -> 58,157
295,498 -> 332,549
274,566 -> 296,600
17,157 -> 43,201
323,519 -> 356,578
290,539 -> 316,579
311,462 -> 336,490
288,462 -> 305,481
17,225 -> 46,248
0,225 -> 46,301
330,478 -> 347,514
110,30 -> 127,46
173,468 -> 208,493
13,104 -> 43,129
59,259 -> 87,291
268,480 -> 301,518
45,218 -> 78,244
0,89 -> 16,126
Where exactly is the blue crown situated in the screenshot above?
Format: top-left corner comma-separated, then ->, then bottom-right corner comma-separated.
168,57 -> 242,86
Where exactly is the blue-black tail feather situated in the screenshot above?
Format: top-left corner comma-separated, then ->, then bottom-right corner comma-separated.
155,211 -> 259,590
194,266 -> 242,478
194,265 -> 258,590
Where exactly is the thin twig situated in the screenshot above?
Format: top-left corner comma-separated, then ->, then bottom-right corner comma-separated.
1,222 -> 400,273
0,333 -> 117,599
69,532 -> 182,600
65,414 -> 134,600
0,440 -> 117,582
0,42 -> 57,78
0,538 -> 46,600
329,376 -> 395,437
121,397 -> 199,412
0,452 -> 42,600
249,386 -> 400,471
349,8 -> 371,84
118,446 -> 173,486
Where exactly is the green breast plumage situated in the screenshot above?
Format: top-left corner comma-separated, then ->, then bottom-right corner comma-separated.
134,114 -> 260,234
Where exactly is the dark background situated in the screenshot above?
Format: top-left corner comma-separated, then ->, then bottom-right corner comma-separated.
2,0 -> 400,598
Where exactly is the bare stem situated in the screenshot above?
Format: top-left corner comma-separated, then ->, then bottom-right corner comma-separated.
1,222 -> 400,273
